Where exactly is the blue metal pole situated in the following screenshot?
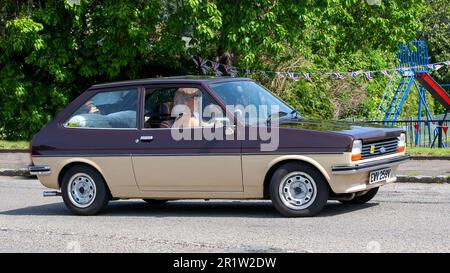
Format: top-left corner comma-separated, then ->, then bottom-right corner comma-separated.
416,87 -> 423,146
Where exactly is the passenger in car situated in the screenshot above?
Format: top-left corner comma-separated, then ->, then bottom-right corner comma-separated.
73,100 -> 100,116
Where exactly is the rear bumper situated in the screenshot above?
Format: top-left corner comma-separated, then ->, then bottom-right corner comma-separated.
29,165 -> 51,175
331,154 -> 409,174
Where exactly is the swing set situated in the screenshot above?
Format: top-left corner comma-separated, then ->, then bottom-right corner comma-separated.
375,40 -> 449,148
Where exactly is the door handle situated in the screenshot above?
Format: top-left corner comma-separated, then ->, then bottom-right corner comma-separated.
137,136 -> 154,143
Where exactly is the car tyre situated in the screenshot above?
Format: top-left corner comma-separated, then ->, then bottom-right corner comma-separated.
61,165 -> 109,215
339,187 -> 379,204
270,162 -> 329,217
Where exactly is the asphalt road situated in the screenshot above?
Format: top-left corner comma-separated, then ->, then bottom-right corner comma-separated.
0,177 -> 449,253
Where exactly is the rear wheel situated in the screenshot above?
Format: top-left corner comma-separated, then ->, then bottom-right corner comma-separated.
61,165 -> 109,215
270,162 -> 329,217
339,187 -> 379,204
143,199 -> 168,205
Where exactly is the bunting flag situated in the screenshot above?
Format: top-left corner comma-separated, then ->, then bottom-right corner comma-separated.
426,64 -> 444,71
210,61 -> 223,76
350,70 -> 362,77
191,56 -> 450,82
332,72 -> 345,79
302,72 -> 312,81
364,72 -> 373,80
288,72 -> 300,81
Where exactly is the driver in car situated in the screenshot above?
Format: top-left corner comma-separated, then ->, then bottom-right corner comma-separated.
172,88 -> 201,128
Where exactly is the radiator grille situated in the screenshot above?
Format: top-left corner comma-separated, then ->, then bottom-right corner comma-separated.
361,138 -> 398,159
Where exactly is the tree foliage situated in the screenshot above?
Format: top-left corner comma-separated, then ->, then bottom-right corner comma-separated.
1,0 -> 446,140
417,0 -> 449,108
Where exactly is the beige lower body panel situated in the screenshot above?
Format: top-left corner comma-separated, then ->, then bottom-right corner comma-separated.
241,153 -> 345,198
32,156 -> 245,199
33,152 -> 405,200
114,191 -> 245,199
131,155 -> 243,192
32,156 -> 139,197
241,152 -> 404,197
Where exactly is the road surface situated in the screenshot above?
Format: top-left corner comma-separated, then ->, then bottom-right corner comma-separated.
0,177 -> 449,252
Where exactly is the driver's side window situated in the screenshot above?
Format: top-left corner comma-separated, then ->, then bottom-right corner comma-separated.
143,87 -> 224,129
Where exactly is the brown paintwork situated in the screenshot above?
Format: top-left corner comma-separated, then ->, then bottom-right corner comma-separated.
31,76 -> 407,199
32,77 -> 404,157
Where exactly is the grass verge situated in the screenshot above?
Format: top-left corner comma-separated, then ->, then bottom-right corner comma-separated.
407,147 -> 450,156
0,140 -> 30,149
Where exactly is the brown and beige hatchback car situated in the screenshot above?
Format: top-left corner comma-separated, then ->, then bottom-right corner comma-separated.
30,77 -> 409,217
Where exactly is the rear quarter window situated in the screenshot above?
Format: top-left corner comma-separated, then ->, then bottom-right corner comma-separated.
65,89 -> 138,129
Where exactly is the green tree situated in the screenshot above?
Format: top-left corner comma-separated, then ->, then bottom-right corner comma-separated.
0,0 -> 432,140
417,0 -> 449,115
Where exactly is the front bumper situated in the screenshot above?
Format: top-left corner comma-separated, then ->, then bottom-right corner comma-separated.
331,154 -> 409,174
29,165 -> 51,175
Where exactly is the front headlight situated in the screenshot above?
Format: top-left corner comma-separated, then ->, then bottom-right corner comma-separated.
397,133 -> 406,153
351,140 -> 362,161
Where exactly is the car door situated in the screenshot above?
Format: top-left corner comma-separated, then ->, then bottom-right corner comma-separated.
131,84 -> 243,192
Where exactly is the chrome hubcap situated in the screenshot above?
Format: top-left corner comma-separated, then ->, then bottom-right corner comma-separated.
67,173 -> 96,208
279,172 -> 317,210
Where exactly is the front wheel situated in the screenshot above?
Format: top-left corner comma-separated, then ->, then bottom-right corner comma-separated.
270,162 -> 329,217
339,187 -> 379,204
61,165 -> 110,215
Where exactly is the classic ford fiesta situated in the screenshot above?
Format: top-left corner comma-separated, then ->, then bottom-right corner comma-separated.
30,76 -> 409,217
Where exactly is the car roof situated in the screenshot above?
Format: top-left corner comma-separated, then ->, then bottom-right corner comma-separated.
89,76 -> 253,90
